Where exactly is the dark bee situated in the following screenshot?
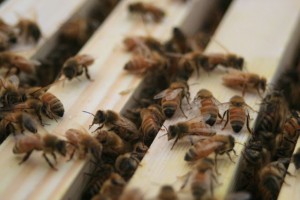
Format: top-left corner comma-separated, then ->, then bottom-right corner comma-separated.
164,27 -> 192,54
115,152 -> 141,179
128,2 -> 165,23
15,18 -> 42,43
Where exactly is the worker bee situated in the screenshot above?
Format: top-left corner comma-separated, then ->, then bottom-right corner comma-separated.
0,32 -> 12,51
132,141 -> 148,159
154,80 -> 190,118
96,173 -> 126,200
0,51 -> 39,77
62,54 -> 94,80
258,160 -> 289,200
13,134 -> 67,170
0,111 -> 38,135
0,76 -> 22,107
65,128 -> 103,160
164,27 -> 192,54
292,148 -> 300,170
95,130 -> 131,156
84,109 -> 140,142
39,92 -> 64,119
123,36 -> 163,53
185,135 -> 236,167
201,53 -> 244,71
253,91 -> 288,135
157,185 -> 178,200
168,119 -> 216,149
59,18 -> 95,45
181,158 -> 217,200
193,89 -> 221,126
128,2 -> 165,23
0,18 -> 17,48
221,95 -> 254,134
140,104 -> 165,144
222,69 -> 267,96
15,18 -> 42,43
115,152 -> 141,179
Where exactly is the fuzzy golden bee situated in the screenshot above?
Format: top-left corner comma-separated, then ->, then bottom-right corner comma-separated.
154,80 -> 190,118
221,95 -> 254,133
15,18 -> 42,43
13,134 -> 67,170
128,2 -> 165,23
193,89 -> 221,126
62,54 -> 94,80
222,69 -> 267,96
202,53 -> 244,71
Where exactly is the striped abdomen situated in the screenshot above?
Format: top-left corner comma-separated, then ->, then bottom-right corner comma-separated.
283,117 -> 300,139
229,107 -> 246,133
140,109 -> 160,140
201,98 -> 219,126
161,95 -> 181,118
41,93 -> 64,117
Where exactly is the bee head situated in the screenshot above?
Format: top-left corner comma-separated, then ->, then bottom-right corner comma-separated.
56,140 -> 67,156
235,57 -> 244,69
168,125 -> 178,140
94,110 -> 106,125
63,61 -> 77,80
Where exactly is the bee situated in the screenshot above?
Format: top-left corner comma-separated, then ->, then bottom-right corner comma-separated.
193,89 -> 221,126
84,109 -> 140,142
0,32 -> 12,51
119,188 -> 144,200
181,158 -> 218,200
0,111 -> 38,135
140,104 -> 165,144
128,2 -> 165,23
15,18 -> 42,43
115,152 -> 141,179
157,185 -> 178,200
0,76 -> 21,107
123,36 -> 163,53
221,95 -> 254,134
258,160 -> 289,200
253,91 -> 288,135
60,18 -> 96,45
13,134 -> 67,170
65,128 -> 103,160
132,141 -> 148,159
0,18 -> 17,46
62,54 -> 94,80
222,69 -> 267,96
164,27 -> 192,54
97,173 -> 126,200
95,130 -> 131,156
154,80 -> 190,118
39,92 -> 64,119
293,148 -> 300,170
124,52 -> 168,75
0,51 -> 38,76
201,53 -> 244,72
168,119 -> 216,149
185,135 -> 236,166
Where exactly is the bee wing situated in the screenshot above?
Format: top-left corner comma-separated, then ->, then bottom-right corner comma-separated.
7,75 -> 20,87
194,141 -> 223,152
77,54 -> 94,66
154,88 -> 182,100
114,116 -> 139,134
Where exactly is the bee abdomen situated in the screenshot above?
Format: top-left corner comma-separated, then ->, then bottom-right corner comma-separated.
185,147 -> 197,161
142,119 -> 159,138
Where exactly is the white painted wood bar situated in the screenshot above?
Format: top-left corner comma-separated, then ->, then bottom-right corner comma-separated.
127,0 -> 300,199
0,0 -> 217,199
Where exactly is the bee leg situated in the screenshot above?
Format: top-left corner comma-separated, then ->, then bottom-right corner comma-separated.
68,148 -> 76,161
19,151 -> 33,165
179,172 -> 191,190
179,99 -> 188,119
226,151 -> 235,164
51,152 -> 57,164
221,110 -> 229,130
246,113 -> 252,134
214,154 -> 220,175
84,66 -> 93,81
171,136 -> 179,150
43,153 -> 57,170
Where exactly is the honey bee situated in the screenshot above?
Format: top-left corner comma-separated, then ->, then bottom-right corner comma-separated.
15,18 -> 42,43
253,91 -> 288,135
193,89 -> 221,126
123,36 -> 163,53
201,53 -> 244,72
60,18 -> 95,45
62,54 -> 94,80
258,160 -> 289,200
128,2 -> 165,23
168,119 -> 216,149
164,27 -> 192,54
0,51 -> 39,76
140,104 -> 165,144
157,185 -> 178,200
132,141 -> 148,159
181,158 -> 217,200
0,18 -> 17,47
0,32 -> 12,51
84,109 -> 140,142
0,76 -> 21,107
0,111 -> 38,135
65,128 -> 103,160
154,80 -> 190,118
221,95 -> 254,134
97,173 -> 126,200
13,134 -> 67,170
39,92 -> 64,119
293,148 -> 300,170
95,130 -> 131,156
222,69 -> 267,96
115,152 -> 141,179
185,135 -> 236,166
124,52 -> 168,75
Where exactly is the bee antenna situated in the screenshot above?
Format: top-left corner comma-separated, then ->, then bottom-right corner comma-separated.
210,37 -> 231,54
158,132 -> 168,139
82,111 -> 95,116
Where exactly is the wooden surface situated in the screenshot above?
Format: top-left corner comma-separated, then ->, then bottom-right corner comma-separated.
0,0 -> 213,199
127,0 -> 300,199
